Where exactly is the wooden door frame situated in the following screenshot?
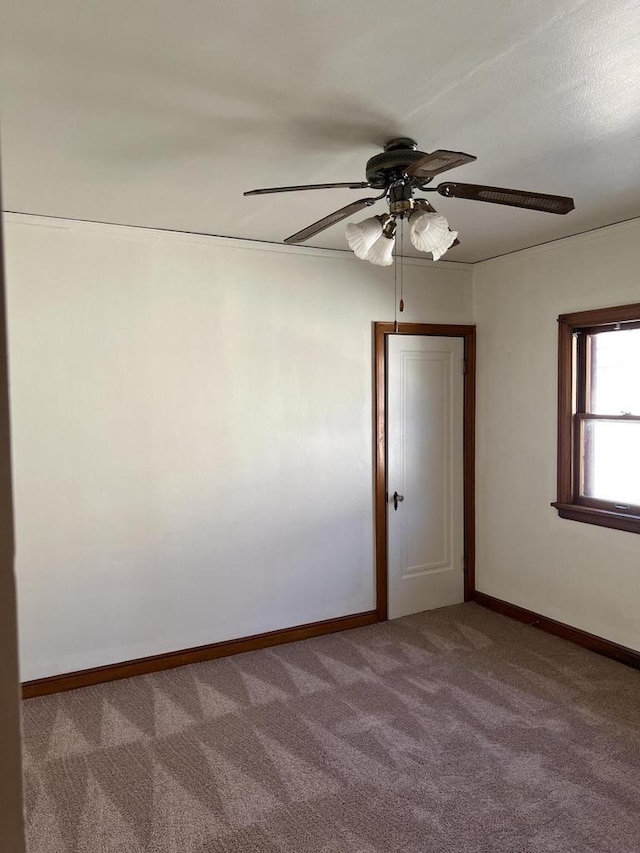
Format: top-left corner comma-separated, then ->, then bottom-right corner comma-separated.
374,322 -> 476,621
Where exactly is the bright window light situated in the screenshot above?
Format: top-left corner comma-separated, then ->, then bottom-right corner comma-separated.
582,327 -> 640,506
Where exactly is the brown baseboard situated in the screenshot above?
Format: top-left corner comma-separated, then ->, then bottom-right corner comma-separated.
473,591 -> 640,671
22,610 -> 379,699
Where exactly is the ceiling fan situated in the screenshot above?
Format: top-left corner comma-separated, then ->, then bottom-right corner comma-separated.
244,138 -> 575,264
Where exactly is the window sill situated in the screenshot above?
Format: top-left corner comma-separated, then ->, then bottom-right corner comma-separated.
551,502 -> 640,534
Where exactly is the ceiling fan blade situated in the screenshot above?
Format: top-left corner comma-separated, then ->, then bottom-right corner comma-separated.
406,150 -> 477,179
437,182 -> 575,214
244,181 -> 370,196
283,197 -> 379,244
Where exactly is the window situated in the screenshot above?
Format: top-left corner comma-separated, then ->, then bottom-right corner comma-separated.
553,303 -> 640,534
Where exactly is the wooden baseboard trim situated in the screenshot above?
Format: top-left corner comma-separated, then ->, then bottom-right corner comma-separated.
22,610 -> 379,699
473,591 -> 640,671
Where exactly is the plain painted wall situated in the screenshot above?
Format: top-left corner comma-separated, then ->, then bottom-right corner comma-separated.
474,218 -> 640,651
0,206 -> 26,850
4,214 -> 473,680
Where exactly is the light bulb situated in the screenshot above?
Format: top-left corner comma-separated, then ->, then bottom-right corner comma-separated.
409,211 -> 458,261
345,217 -> 383,260
366,232 -> 395,266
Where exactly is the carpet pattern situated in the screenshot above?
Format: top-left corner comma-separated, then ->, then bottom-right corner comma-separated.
21,603 -> 640,852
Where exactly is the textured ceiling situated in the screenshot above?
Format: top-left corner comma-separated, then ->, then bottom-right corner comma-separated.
1,0 -> 639,262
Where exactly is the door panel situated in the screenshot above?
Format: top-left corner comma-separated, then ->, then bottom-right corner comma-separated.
387,335 -> 464,619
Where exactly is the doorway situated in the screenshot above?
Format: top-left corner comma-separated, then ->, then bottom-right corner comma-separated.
374,322 -> 476,621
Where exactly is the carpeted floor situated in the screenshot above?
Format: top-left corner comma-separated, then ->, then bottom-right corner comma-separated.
21,603 -> 640,853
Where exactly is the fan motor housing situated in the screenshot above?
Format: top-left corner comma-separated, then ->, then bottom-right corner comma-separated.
366,139 -> 429,188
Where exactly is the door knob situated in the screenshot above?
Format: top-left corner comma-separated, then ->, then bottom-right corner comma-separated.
392,491 -> 404,511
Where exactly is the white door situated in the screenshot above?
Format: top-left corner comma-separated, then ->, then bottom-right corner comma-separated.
387,335 -> 465,619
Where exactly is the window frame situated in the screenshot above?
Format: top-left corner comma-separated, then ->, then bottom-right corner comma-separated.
552,302 -> 640,534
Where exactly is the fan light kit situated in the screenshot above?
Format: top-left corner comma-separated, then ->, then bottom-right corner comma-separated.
244,137 -> 574,265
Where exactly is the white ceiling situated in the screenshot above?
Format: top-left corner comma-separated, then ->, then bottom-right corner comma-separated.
1,0 -> 639,262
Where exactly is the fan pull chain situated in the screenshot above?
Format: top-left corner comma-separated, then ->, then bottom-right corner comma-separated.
399,217 -> 405,313
394,226 -> 399,333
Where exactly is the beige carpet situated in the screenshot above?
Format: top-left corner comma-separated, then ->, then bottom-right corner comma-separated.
21,603 -> 640,853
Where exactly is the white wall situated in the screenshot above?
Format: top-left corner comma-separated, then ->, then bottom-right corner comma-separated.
0,213 -> 25,852
474,219 -> 640,651
4,214 -> 473,680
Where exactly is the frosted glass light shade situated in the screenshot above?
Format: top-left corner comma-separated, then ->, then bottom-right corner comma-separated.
345,217 -> 383,260
367,232 -> 395,266
409,211 -> 458,261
